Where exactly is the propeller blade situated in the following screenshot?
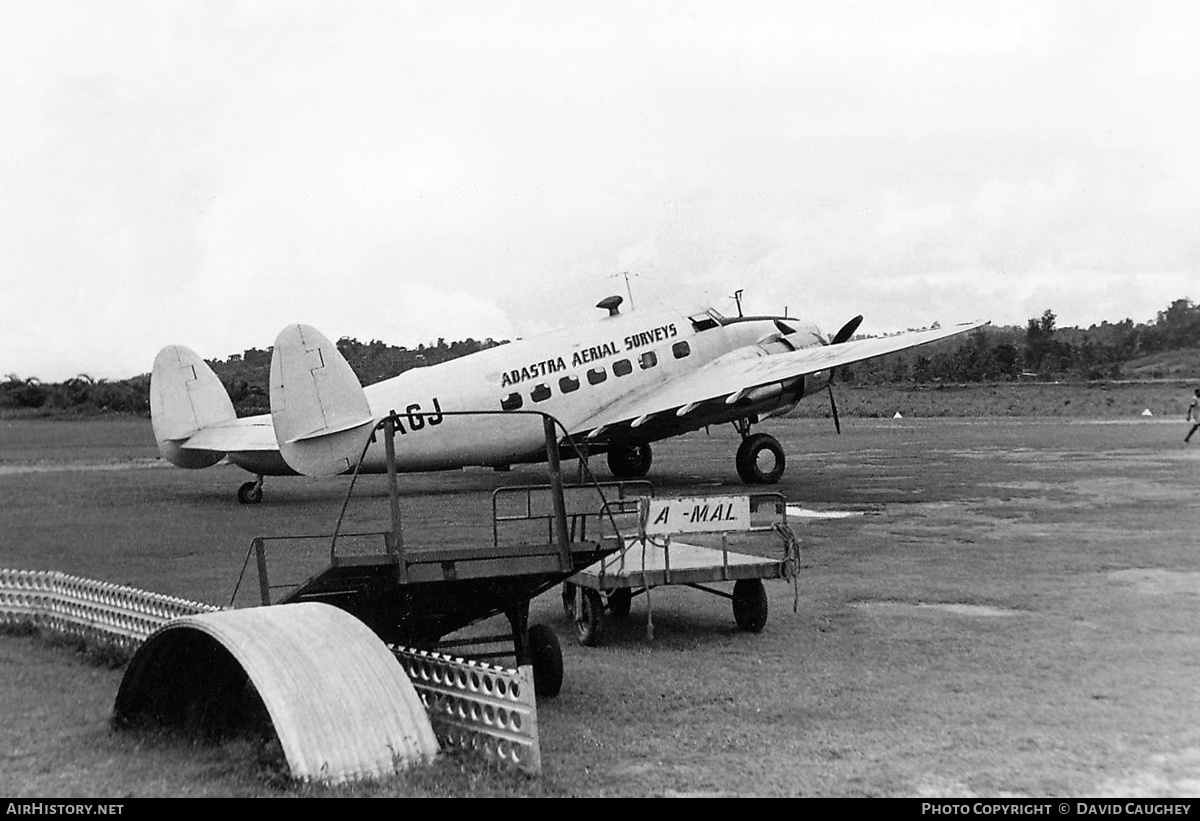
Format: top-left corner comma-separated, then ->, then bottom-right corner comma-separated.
827,384 -> 841,434
774,318 -> 796,335
831,315 -> 864,345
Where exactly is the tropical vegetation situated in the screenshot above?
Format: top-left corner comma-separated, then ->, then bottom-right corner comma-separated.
3,298 -> 1198,417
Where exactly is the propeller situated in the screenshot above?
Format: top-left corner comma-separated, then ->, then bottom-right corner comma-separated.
824,315 -> 862,434
827,384 -> 842,434
831,314 -> 863,345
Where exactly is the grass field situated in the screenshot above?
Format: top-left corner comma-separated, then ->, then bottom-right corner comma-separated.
798,379 -> 1199,419
3,407 -> 1200,797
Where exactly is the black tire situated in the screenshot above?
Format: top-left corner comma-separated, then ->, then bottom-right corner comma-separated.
607,443 -> 652,478
528,624 -> 563,698
607,588 -> 632,618
574,588 -> 606,646
732,579 -> 768,632
237,481 -> 263,505
561,582 -> 576,619
735,433 -> 786,484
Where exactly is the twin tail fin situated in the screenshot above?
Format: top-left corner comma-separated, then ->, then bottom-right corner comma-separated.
150,345 -> 237,468
269,324 -> 376,477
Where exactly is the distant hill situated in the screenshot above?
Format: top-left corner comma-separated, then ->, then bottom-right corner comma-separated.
1120,347 -> 1200,381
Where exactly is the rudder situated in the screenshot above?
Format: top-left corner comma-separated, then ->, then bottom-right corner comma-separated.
150,345 -> 237,468
269,324 -> 375,477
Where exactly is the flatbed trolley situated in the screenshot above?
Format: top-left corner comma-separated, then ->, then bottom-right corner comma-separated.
561,492 -> 801,645
236,410 -> 644,697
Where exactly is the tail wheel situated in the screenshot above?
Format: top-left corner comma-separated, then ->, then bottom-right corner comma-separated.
528,624 -> 563,697
607,443 -> 652,478
732,579 -> 768,632
574,588 -> 606,646
735,433 -> 785,484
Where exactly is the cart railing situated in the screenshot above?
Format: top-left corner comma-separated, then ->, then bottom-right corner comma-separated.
325,409 -> 648,575
236,531 -> 395,607
233,409 -> 649,607
599,492 -> 789,584
492,480 -> 653,549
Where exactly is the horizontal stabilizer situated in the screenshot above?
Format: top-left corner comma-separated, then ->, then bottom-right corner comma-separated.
270,324 -> 375,477
182,416 -> 280,453
150,345 -> 237,468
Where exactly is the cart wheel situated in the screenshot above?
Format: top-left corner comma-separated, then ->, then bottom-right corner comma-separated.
607,588 -> 632,618
574,588 -> 605,646
561,582 -> 576,618
528,624 -> 563,698
732,579 -> 768,632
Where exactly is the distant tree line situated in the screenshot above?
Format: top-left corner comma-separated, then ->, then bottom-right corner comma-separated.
211,336 -> 507,414
840,297 -> 1200,386
4,297 -> 1199,416
1,335 -> 507,416
0,373 -> 151,415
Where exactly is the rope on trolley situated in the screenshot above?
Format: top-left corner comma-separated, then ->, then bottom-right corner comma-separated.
638,532 -> 672,641
773,521 -> 803,613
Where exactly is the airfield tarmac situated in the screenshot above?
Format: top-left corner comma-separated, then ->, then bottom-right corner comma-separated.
2,415 -> 1200,797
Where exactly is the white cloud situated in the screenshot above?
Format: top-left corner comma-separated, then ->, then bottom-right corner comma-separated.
2,1 -> 1199,380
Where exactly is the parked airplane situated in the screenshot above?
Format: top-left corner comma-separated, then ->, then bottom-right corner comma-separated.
151,295 -> 986,503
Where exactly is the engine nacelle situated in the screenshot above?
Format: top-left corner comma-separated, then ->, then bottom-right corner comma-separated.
699,321 -> 834,422
742,324 -> 833,419
752,321 -> 824,356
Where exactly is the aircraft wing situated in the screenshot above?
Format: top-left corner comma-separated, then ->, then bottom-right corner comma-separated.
177,415 -> 279,452
572,320 -> 989,436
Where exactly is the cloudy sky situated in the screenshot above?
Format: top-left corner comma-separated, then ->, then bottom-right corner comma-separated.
2,1 -> 1198,381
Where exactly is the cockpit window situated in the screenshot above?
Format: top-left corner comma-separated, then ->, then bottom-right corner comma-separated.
689,309 -> 723,332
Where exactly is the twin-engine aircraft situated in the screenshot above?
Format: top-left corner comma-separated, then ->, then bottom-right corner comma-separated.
151,295 -> 987,503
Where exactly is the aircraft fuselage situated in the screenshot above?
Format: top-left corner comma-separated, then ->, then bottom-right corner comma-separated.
225,305 -> 821,475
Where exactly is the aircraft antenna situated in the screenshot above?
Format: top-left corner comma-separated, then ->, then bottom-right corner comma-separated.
610,271 -> 637,310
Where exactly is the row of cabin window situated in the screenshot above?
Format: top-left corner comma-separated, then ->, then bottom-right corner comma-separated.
500,340 -> 692,410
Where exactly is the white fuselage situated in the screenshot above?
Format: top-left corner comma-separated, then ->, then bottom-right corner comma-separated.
332,305 -> 819,472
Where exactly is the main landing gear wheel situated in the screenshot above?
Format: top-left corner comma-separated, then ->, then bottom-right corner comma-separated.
607,443 -> 652,478
732,579 -> 769,632
528,624 -> 563,698
237,480 -> 264,505
574,588 -> 605,646
736,433 -> 786,485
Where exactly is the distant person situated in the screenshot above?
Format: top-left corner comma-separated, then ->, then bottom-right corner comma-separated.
1187,389 -> 1200,443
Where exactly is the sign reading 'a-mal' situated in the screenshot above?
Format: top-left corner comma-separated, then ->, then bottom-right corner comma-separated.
642,495 -> 751,536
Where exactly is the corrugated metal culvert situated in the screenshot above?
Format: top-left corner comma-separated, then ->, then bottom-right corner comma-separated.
114,601 -> 439,783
